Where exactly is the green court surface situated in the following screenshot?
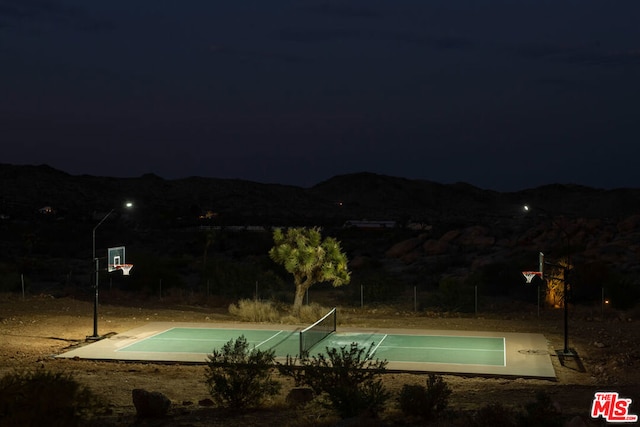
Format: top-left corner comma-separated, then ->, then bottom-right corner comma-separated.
334,333 -> 506,366
119,328 -> 301,358
57,322 -> 556,378
116,328 -> 505,367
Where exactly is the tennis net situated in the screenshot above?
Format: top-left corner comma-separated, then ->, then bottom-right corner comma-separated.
299,307 -> 337,356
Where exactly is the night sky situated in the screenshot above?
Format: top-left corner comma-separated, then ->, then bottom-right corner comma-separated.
2,1 -> 639,190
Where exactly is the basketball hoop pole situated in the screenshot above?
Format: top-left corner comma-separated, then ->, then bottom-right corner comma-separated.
88,209 -> 114,340
524,205 -> 574,357
88,202 -> 133,341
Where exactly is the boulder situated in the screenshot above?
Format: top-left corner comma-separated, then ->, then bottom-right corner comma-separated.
457,226 -> 495,248
385,237 -> 423,258
423,239 -> 450,255
439,229 -> 461,243
132,388 -> 171,418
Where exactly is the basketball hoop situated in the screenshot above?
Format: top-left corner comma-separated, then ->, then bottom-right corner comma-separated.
522,271 -> 542,283
115,264 -> 134,276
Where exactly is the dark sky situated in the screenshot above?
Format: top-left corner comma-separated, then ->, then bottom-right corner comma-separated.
2,1 -> 639,190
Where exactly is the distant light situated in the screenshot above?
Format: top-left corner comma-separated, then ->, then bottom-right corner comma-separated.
125,202 -> 133,208
523,205 -> 530,212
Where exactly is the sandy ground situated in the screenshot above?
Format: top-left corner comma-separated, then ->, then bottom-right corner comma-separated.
1,293 -> 638,426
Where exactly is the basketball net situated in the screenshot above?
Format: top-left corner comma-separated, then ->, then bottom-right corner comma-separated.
115,264 -> 134,276
522,271 -> 541,283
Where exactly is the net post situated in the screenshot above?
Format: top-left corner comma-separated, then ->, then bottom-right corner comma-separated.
299,307 -> 338,356
333,307 -> 337,332
299,333 -> 303,359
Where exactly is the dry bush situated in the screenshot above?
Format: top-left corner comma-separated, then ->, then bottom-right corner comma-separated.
280,303 -> 331,324
278,342 -> 390,419
205,336 -> 281,409
398,374 -> 452,422
228,299 -> 281,322
229,299 -> 342,329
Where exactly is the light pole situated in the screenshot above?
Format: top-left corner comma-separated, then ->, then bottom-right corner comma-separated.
88,202 -> 133,340
523,205 -> 574,356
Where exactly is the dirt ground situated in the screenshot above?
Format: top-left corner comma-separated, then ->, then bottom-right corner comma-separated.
1,292 -> 638,426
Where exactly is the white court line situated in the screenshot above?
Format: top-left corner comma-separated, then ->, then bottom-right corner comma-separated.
255,330 -> 285,348
117,327 -> 181,352
136,337 -> 230,342
379,345 -> 504,353
118,328 -> 282,351
367,334 -> 388,359
503,337 -> 506,366
377,342 -> 506,367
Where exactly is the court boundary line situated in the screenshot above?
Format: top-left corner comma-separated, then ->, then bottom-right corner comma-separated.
116,326 -> 183,353
502,337 -> 507,367
255,330 -> 287,349
368,334 -> 387,359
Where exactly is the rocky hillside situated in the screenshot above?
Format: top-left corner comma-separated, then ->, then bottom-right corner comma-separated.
1,164 -> 640,304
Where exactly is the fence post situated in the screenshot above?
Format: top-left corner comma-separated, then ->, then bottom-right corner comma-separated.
475,285 -> 478,316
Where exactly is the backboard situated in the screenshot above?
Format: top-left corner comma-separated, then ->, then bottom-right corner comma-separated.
107,246 -> 125,272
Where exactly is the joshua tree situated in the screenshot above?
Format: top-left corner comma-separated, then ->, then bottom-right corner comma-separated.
269,227 -> 350,312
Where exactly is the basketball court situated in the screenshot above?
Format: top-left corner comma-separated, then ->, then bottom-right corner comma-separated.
57,320 -> 556,379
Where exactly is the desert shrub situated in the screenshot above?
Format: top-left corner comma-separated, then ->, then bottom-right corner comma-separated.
228,300 -> 334,324
228,299 -> 281,322
278,342 -> 390,418
398,373 -> 451,421
204,335 -> 281,409
0,369 -> 102,427
468,402 -> 518,427
517,391 -> 564,427
279,302 -> 332,325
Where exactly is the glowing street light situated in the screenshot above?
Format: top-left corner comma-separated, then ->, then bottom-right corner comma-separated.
87,202 -> 133,340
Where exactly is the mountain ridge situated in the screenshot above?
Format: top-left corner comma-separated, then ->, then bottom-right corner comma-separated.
2,164 -> 639,224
